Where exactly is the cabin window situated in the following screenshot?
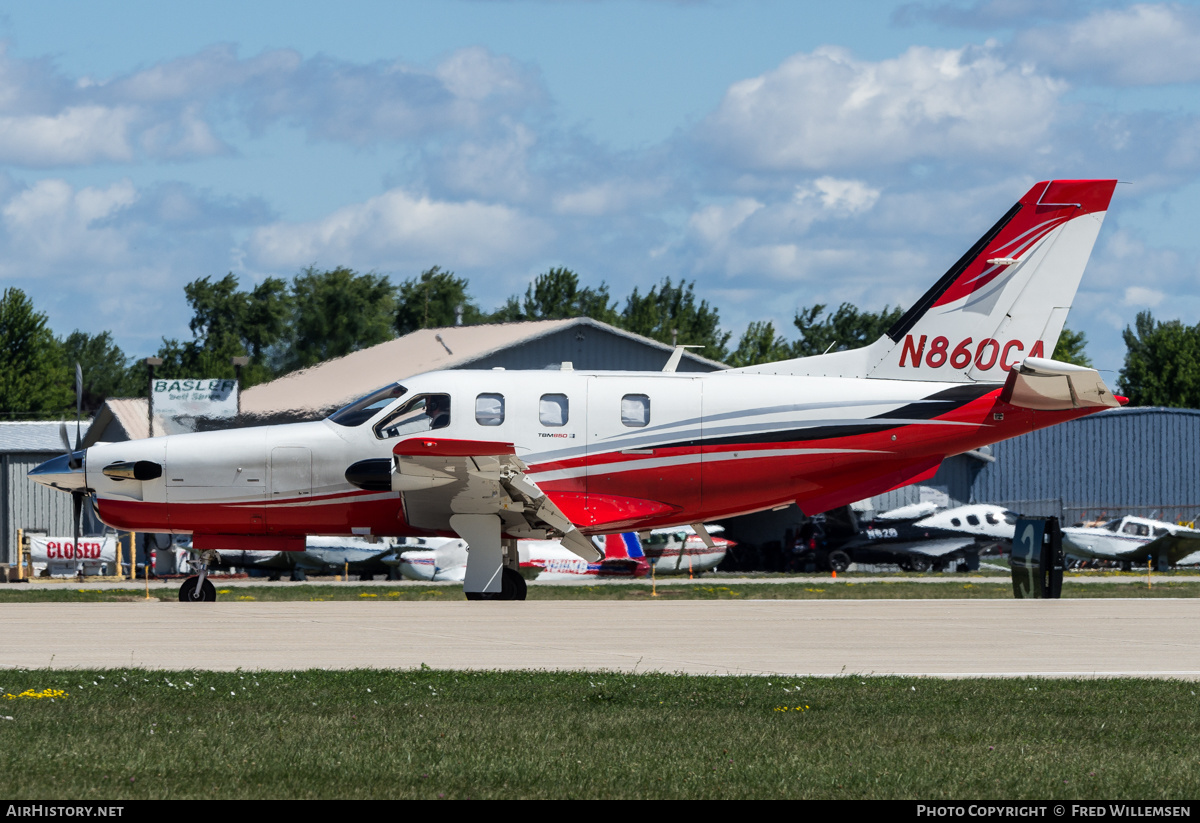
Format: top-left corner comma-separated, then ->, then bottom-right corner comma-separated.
950,518 -> 961,527
986,513 -> 998,525
373,394 -> 450,439
1123,522 -> 1149,537
540,394 -> 569,427
966,514 -> 980,526
476,393 -> 505,426
621,394 -> 650,427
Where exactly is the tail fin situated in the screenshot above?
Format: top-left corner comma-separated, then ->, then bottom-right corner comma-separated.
602,532 -> 645,561
735,179 -> 1117,383
595,532 -> 650,577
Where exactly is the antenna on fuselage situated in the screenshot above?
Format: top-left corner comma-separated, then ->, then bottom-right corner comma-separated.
663,345 -> 702,373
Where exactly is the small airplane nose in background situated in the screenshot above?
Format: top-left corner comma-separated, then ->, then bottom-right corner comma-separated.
28,451 -> 88,493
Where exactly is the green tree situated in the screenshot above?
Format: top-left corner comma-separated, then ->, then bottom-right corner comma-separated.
1118,311 -> 1200,406
60,330 -> 144,410
0,288 -> 71,418
790,303 -> 903,357
493,267 -> 618,324
1051,327 -> 1092,367
395,266 -> 484,334
727,321 -> 793,368
157,273 -> 290,386
282,266 -> 396,372
619,278 -> 731,360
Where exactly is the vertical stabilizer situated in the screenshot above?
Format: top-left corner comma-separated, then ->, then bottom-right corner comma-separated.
734,180 -> 1117,383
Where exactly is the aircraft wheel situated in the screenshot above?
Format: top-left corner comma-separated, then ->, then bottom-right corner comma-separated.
828,551 -> 850,573
503,567 -> 527,601
909,557 -> 931,573
178,576 -> 216,602
464,569 -> 527,601
897,559 -> 913,572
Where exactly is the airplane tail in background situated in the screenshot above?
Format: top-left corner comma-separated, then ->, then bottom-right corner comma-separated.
596,532 -> 650,577
734,179 -> 1118,384
602,532 -> 645,561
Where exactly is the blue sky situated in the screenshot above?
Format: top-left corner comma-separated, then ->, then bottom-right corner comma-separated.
4,0 -> 1200,375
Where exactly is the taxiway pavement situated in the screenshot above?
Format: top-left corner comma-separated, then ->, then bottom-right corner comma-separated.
2,599 -> 1198,678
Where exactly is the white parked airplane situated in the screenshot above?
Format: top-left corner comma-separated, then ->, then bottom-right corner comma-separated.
1061,515 -> 1200,570
207,535 -> 403,579
29,179 -> 1123,601
641,525 -> 732,575
396,527 -> 730,584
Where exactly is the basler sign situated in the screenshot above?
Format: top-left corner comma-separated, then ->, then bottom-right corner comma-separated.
152,378 -> 238,419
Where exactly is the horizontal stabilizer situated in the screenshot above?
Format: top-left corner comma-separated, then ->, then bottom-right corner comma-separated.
1000,357 -> 1121,411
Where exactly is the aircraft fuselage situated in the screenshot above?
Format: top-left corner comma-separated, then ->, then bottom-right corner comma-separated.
74,367 -> 1095,545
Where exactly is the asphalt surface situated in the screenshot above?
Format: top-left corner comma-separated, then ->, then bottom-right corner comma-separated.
2,598 -> 1198,678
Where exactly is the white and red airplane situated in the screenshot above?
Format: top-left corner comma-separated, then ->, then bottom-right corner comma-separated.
31,179 -> 1123,602
395,533 -> 651,587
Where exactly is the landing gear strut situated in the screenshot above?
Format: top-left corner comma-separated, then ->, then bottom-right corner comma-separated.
454,514 -> 529,601
179,550 -> 219,602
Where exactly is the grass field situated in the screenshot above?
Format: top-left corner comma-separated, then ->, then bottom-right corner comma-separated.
0,668 -> 1195,800
0,576 -> 1193,602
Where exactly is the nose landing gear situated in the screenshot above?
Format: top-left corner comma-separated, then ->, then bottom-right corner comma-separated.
179,550 -> 219,602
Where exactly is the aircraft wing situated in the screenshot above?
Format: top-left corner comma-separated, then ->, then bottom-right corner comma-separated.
1141,532 -> 1200,565
883,538 -> 982,559
389,437 -> 601,562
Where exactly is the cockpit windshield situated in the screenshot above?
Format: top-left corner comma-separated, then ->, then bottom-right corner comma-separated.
328,383 -> 408,427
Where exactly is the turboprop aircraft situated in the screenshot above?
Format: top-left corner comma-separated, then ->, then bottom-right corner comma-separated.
29,179 -> 1123,602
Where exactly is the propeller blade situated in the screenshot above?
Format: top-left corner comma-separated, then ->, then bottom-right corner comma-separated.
58,422 -> 71,454
74,362 -> 83,451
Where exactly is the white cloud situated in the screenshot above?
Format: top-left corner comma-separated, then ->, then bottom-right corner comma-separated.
1124,285 -> 1164,307
1016,4 -> 1200,86
0,43 -> 544,168
1,178 -> 137,263
0,105 -> 137,166
700,44 -> 1065,171
553,177 -> 670,216
246,188 -> 551,271
433,122 -> 539,201
794,177 -> 880,215
686,198 -> 762,248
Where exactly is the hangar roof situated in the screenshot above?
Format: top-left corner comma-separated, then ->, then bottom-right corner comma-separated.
240,317 -> 725,417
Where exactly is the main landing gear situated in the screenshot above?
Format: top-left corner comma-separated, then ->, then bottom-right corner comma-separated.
452,514 -> 527,601
464,567 -> 527,601
179,550 -> 219,602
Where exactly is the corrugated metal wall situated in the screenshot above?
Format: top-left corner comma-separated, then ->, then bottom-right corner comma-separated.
970,407 -> 1200,523
2,452 -> 79,564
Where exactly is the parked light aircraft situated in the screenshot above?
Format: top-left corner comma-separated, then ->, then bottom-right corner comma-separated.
397,533 -> 650,585
201,535 -> 402,580
1061,515 -> 1200,570
29,179 -> 1123,601
835,502 -> 1018,571
641,525 -> 732,575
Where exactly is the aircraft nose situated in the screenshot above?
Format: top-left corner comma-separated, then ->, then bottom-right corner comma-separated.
28,451 -> 88,493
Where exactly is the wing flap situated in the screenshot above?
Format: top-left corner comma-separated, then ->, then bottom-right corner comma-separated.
390,436 -> 601,562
